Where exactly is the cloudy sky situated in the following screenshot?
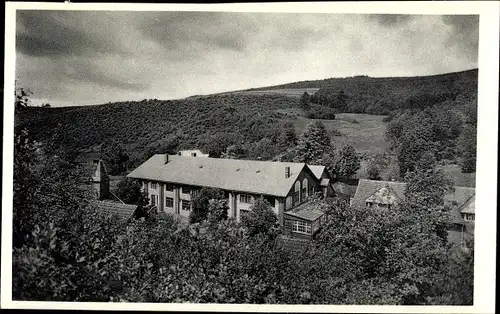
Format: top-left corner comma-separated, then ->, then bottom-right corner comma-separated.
15,11 -> 479,107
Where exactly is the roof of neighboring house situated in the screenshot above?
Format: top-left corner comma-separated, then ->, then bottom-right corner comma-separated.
459,195 -> 475,214
446,187 -> 475,223
351,179 -> 406,207
284,201 -> 326,221
332,181 -> 358,198
94,200 -> 137,220
352,179 -> 476,224
127,154 -> 310,197
365,186 -> 401,205
308,165 -> 325,180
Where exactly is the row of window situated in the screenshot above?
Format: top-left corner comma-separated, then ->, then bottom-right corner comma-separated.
154,196 -> 191,211
284,219 -> 312,234
462,213 -> 475,221
146,181 -> 194,194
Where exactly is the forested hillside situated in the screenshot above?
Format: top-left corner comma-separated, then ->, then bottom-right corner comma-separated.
15,69 -> 478,180
15,94 -> 302,170
242,69 -> 477,115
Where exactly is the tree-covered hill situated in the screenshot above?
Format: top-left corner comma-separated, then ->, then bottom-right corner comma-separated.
237,69 -> 477,115
15,94 -> 302,170
15,69 -> 478,177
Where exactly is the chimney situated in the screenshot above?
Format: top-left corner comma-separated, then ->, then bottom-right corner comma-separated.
164,154 -> 169,164
91,160 -> 110,200
285,166 -> 290,178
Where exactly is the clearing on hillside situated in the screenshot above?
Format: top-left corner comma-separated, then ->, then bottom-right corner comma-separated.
291,113 -> 389,154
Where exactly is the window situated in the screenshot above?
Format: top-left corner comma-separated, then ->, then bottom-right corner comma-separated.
302,178 -> 308,201
239,194 -> 253,204
165,197 -> 174,208
165,184 -> 174,192
191,189 -> 200,198
150,182 -> 157,190
182,186 -> 192,195
463,213 -> 475,221
293,181 -> 301,205
284,218 -> 293,229
150,194 -> 156,206
291,220 -> 312,234
181,200 -> 191,211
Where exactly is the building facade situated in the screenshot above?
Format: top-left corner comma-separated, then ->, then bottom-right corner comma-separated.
128,154 -> 329,233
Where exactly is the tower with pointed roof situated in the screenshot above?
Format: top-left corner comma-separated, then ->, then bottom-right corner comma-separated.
90,159 -> 110,200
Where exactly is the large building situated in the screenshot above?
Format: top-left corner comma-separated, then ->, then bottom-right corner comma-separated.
351,179 -> 476,247
127,154 -> 334,237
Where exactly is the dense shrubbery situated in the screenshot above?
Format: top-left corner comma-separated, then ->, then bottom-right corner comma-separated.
386,98 -> 477,177
12,130 -> 473,303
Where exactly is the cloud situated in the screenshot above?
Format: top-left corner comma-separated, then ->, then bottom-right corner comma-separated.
137,12 -> 257,53
13,11 -> 479,107
368,14 -> 414,26
442,15 -> 479,62
16,10 -> 129,57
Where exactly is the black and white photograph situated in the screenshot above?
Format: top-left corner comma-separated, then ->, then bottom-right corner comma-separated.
2,1 -> 498,312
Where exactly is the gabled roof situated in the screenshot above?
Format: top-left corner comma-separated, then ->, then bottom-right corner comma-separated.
351,179 -> 406,207
94,200 -> 137,220
127,154 -> 308,197
308,165 -> 326,180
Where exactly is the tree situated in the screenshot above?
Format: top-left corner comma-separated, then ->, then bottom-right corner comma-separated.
115,177 -> 148,206
457,124 -> 477,173
189,187 -> 226,223
100,143 -> 130,175
241,198 -> 279,238
335,144 -> 360,178
276,122 -> 298,153
207,199 -> 229,224
293,121 -> 331,164
367,162 -> 381,180
15,82 -> 32,109
300,91 -> 311,111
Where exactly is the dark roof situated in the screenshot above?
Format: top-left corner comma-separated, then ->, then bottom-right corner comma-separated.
95,200 -> 137,220
284,201 -> 326,221
332,181 -> 358,198
128,154 -> 311,197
